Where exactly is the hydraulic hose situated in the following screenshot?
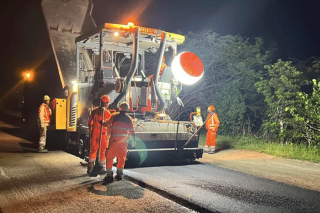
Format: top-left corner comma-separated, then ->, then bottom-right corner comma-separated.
154,32 -> 167,112
112,28 -> 140,109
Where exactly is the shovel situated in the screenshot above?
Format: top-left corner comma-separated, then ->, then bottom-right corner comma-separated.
89,107 -> 105,177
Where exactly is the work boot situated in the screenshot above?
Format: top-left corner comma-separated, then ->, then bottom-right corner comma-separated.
208,149 -> 216,154
38,146 -> 48,153
87,162 -> 94,175
99,161 -> 107,174
116,168 -> 123,181
204,145 -> 209,153
103,171 -> 114,184
99,166 -> 106,174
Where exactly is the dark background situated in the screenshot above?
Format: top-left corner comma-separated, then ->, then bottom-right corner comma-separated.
0,0 -> 320,103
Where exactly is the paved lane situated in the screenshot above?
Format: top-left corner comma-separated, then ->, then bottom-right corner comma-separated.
0,119 -> 194,213
125,162 -> 320,213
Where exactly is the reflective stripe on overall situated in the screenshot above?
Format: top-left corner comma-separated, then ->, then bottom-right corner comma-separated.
106,112 -> 135,169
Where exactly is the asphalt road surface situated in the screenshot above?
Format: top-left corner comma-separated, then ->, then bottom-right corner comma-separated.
126,162 -> 320,212
1,114 -> 320,213
0,118 -> 194,213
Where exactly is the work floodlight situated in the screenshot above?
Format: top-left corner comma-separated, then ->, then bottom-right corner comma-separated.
171,52 -> 204,85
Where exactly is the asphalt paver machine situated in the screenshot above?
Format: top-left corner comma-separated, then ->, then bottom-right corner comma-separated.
42,0 -> 204,166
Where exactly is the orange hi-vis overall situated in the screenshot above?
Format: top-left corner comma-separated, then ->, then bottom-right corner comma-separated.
88,107 -> 111,164
205,112 -> 220,147
38,103 -> 51,127
38,103 -> 52,148
106,112 -> 135,169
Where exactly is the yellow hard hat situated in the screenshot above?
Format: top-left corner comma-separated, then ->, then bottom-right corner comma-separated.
43,95 -> 50,101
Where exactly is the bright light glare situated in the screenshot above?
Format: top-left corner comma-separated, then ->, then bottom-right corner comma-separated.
159,113 -> 166,117
24,71 -> 33,81
127,22 -> 134,26
171,52 -> 204,85
73,83 -> 78,92
114,32 -> 119,37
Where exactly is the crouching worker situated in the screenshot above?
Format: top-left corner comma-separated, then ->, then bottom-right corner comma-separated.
104,102 -> 135,184
87,95 -> 112,175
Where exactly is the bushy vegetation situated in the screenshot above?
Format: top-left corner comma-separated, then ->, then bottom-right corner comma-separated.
178,30 -> 320,161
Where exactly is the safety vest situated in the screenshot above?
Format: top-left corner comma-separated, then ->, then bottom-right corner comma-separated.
206,112 -> 220,131
88,107 -> 112,133
110,112 -> 135,141
38,103 -> 51,125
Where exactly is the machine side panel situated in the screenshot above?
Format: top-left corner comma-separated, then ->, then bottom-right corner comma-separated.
67,92 -> 78,132
55,98 -> 67,130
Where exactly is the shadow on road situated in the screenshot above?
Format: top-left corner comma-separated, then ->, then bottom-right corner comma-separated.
216,140 -> 233,152
0,110 -> 39,144
0,111 -> 22,127
87,181 -> 145,199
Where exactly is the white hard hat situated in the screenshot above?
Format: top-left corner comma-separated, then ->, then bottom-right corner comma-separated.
43,95 -> 50,101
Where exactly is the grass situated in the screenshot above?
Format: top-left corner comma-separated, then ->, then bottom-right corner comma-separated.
199,133 -> 320,163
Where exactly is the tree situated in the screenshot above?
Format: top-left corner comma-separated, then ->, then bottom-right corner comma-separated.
285,59 -> 320,147
255,60 -> 304,143
167,30 -> 271,134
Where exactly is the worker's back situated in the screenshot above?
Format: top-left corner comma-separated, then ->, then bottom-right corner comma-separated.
110,111 -> 134,141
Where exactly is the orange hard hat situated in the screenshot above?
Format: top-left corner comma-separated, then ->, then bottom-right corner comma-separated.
208,105 -> 215,111
100,95 -> 111,103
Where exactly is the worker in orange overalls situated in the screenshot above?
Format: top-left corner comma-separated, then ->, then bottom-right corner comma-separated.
87,95 -> 112,175
37,95 -> 52,153
205,105 -> 220,154
104,102 -> 135,184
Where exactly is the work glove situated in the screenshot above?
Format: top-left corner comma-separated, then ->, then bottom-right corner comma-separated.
128,140 -> 135,148
127,136 -> 136,148
131,135 -> 136,148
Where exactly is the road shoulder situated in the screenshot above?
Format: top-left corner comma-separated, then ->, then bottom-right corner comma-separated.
198,149 -> 320,192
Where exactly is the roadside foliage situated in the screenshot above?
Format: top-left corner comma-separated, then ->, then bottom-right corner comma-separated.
174,30 -> 270,135
172,30 -> 320,151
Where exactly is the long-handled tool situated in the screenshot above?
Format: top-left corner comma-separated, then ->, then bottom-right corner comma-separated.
179,112 -> 214,150
89,107 -> 105,177
175,97 -> 184,150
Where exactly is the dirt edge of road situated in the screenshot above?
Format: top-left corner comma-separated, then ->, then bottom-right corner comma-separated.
198,149 -> 320,192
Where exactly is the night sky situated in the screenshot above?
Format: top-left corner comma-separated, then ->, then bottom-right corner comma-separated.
1,0 -> 320,99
